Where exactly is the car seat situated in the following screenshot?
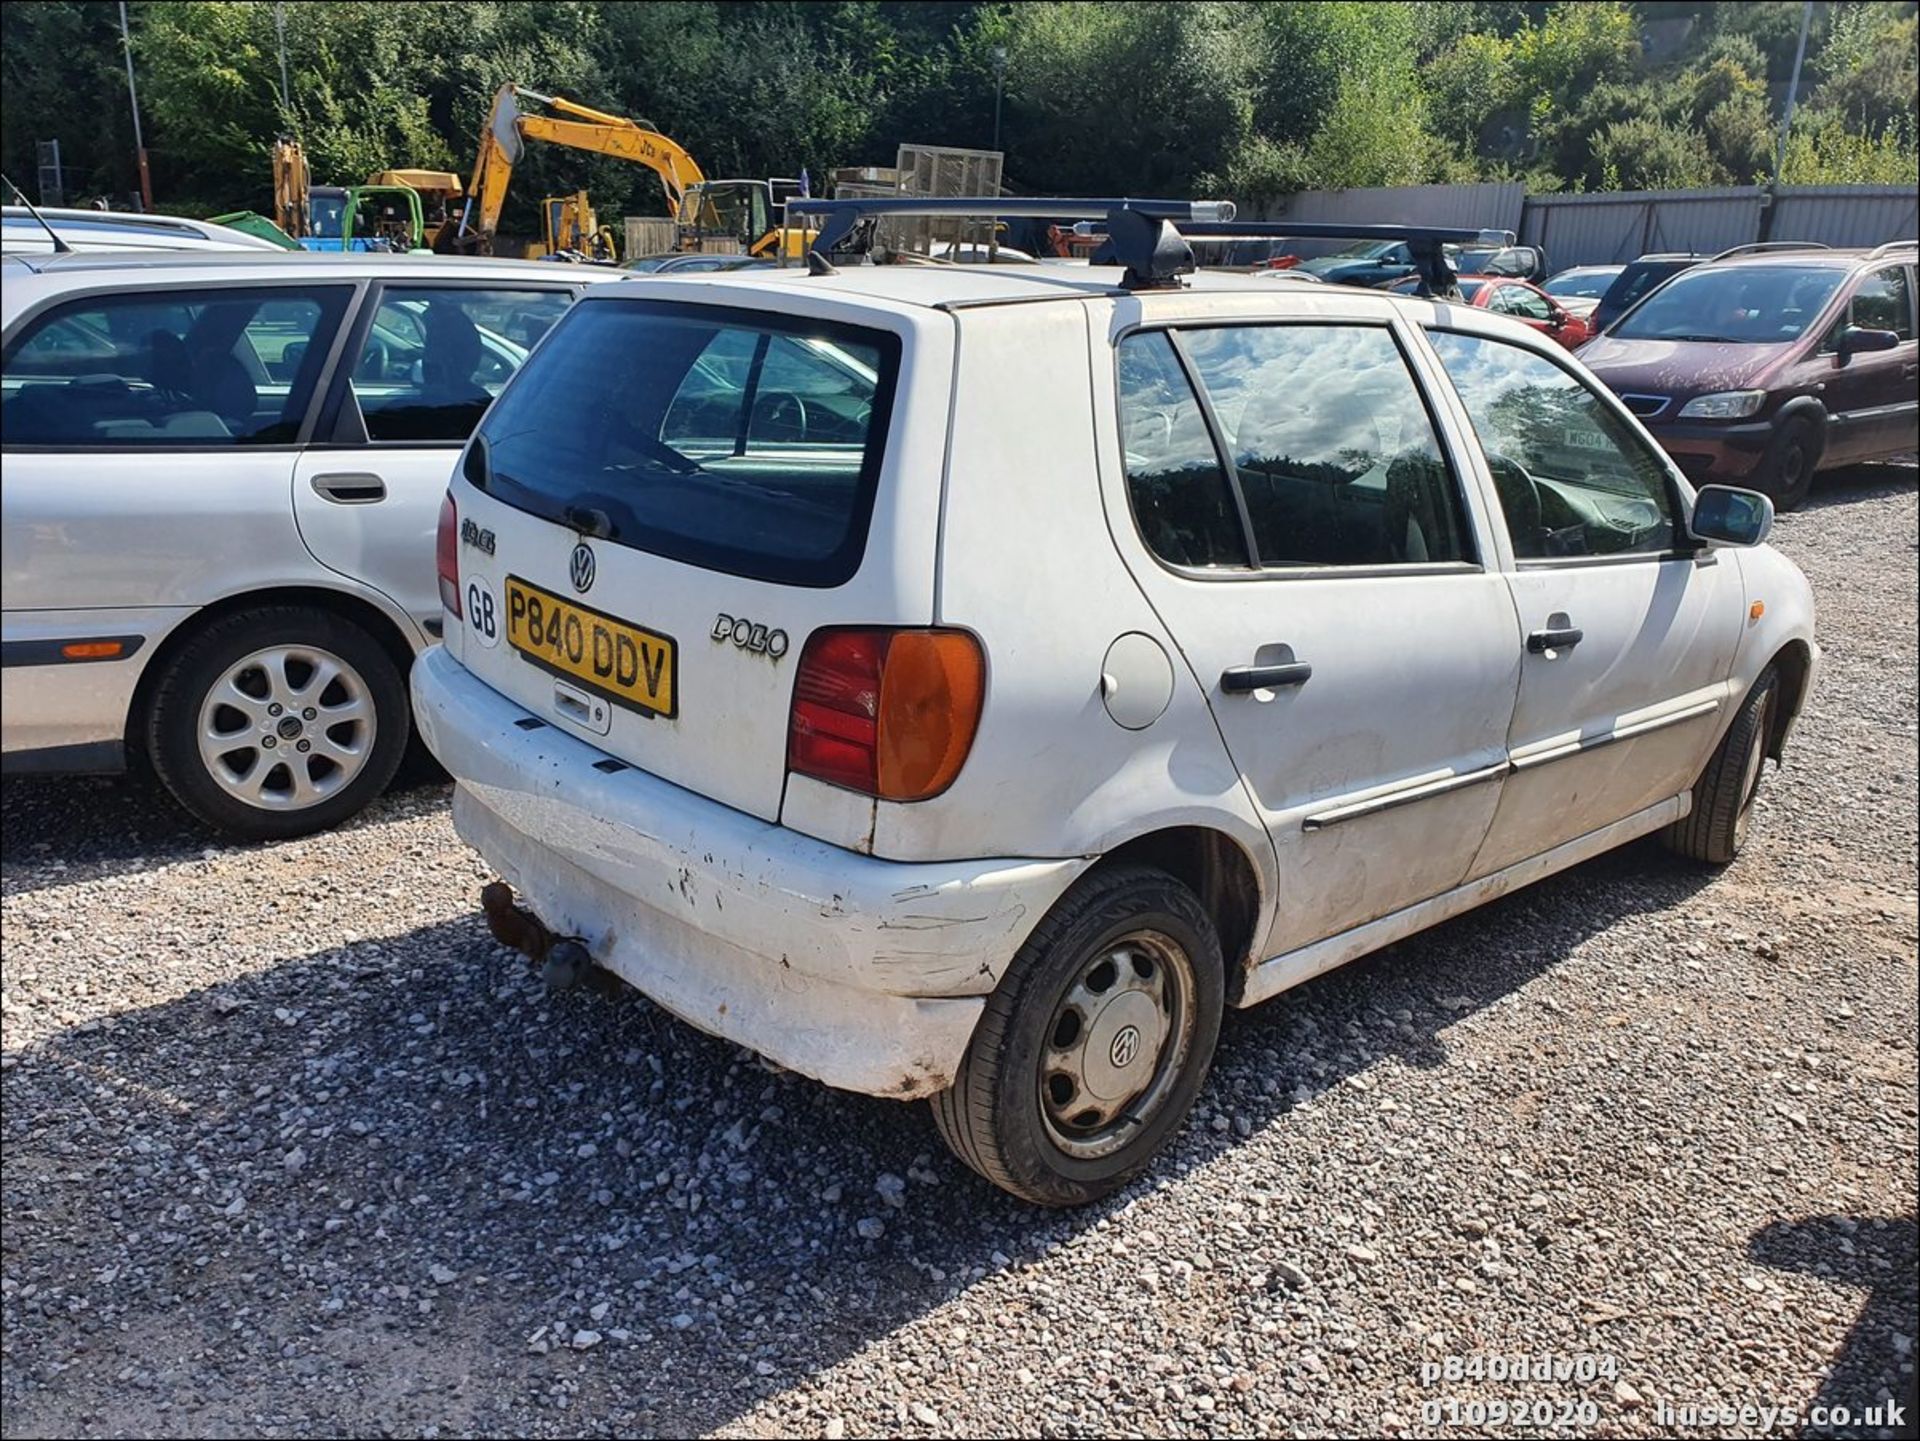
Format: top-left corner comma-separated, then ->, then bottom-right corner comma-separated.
418,303 -> 492,411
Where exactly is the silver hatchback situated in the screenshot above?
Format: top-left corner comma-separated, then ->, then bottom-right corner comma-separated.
1,250 -> 621,837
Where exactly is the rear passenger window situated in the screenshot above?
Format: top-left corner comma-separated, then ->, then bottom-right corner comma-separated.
349,287 -> 570,442
1429,330 -> 1677,560
1177,325 -> 1472,567
1115,332 -> 1249,568
475,300 -> 899,587
1,286 -> 350,447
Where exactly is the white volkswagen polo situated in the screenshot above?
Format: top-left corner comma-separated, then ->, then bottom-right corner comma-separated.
415,201 -> 1818,1205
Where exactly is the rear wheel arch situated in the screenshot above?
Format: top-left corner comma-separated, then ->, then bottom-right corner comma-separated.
1088,826 -> 1265,1003
125,586 -> 419,765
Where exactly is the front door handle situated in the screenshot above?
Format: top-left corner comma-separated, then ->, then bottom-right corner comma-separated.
310,472 -> 387,504
1527,626 -> 1584,653
1221,661 -> 1312,693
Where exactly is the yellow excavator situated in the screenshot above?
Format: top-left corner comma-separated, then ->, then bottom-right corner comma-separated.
433,83 -> 809,261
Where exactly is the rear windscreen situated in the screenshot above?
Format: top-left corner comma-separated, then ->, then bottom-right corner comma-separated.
474,298 -> 900,587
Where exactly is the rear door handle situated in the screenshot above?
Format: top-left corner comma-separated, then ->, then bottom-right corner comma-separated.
1527,626 -> 1584,653
310,472 -> 387,504
1220,661 -> 1312,693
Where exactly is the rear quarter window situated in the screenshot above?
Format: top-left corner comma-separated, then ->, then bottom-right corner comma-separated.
473,299 -> 900,587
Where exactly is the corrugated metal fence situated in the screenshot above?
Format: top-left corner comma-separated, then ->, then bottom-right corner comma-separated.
1260,181 -> 1526,234
1256,183 -> 1916,269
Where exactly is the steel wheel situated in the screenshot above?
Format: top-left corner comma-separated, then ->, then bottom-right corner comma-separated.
196,644 -> 376,811
1039,929 -> 1197,1160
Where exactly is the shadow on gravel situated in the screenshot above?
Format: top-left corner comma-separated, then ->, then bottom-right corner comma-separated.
1749,1214 -> 1919,1440
0,761 -> 450,900
0,834 -> 1726,1437
1802,461 -> 1918,514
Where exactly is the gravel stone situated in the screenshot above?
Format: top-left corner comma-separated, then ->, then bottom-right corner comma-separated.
0,468 -> 1913,1438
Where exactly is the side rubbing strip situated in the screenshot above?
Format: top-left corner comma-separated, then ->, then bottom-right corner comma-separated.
1,636 -> 145,668
1302,761 -> 1508,832
1508,697 -> 1722,772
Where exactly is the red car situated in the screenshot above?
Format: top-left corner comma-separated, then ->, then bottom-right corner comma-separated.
1388,274 -> 1593,349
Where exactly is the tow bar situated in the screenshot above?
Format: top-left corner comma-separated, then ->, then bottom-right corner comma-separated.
480,881 -> 592,989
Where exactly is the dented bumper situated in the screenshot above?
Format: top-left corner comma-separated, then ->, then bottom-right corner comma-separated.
412,646 -> 1086,1098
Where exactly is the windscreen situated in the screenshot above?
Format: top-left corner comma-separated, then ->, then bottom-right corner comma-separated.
1610,265 -> 1843,342
473,298 -> 900,588
1544,269 -> 1616,299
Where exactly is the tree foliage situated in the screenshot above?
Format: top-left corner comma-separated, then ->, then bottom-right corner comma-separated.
1,0 -> 1913,227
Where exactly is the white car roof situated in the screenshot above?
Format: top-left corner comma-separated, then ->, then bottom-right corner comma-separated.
0,251 -> 626,326
4,249 -> 626,282
592,261 -> 1399,312
2,207 -> 282,254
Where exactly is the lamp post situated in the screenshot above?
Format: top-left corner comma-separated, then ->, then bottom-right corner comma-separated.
990,46 -> 1007,154
117,0 -> 152,212
275,1 -> 292,115
1769,0 -> 1814,189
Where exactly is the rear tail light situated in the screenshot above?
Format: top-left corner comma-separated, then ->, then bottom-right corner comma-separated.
436,492 -> 461,620
787,628 -> 985,802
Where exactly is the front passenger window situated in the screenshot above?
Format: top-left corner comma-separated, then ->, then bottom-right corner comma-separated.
349,287 -> 570,443
1429,330 -> 1677,560
1848,267 -> 1914,340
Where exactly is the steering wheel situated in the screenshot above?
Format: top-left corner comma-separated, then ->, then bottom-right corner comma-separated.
1483,449 -> 1544,542
751,391 -> 809,443
355,334 -> 393,383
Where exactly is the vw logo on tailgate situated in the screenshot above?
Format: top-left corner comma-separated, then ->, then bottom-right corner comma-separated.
569,543 -> 596,594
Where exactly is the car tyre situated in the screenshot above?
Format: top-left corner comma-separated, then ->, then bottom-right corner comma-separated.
147,606 -> 409,841
1662,667 -> 1779,866
1754,416 -> 1820,511
931,864 -> 1224,1207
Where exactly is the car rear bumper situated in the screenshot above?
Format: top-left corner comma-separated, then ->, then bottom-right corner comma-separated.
411,645 -> 1087,1099
1645,417 -> 1776,483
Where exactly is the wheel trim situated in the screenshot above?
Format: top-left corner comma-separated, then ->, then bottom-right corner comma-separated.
196,644 -> 376,812
1039,930 -> 1197,1161
1782,442 -> 1807,485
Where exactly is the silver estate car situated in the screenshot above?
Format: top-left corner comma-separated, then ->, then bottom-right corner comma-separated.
1,250 -> 621,837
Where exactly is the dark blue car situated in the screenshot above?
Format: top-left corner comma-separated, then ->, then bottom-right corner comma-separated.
1297,239 -> 1419,287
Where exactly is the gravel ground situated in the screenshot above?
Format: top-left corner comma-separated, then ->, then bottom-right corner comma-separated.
2,468 -> 1915,1441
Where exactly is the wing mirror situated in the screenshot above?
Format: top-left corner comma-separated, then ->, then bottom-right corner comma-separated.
1835,325 -> 1899,363
1548,309 -> 1567,330
1689,484 -> 1773,548
1486,246 -> 1543,278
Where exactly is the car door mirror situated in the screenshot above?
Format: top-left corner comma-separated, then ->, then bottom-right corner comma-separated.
1835,325 -> 1899,362
1688,485 -> 1773,548
1548,309 -> 1567,330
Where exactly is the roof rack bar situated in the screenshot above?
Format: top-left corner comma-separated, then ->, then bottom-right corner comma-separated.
1179,221 -> 1508,245
1709,240 -> 1832,261
786,195 -> 1494,295
1867,238 -> 1918,259
786,196 -> 1235,261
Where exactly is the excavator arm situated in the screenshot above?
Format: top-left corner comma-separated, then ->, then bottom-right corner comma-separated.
435,83 -> 707,254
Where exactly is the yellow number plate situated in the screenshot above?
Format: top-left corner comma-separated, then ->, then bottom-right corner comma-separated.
504,576 -> 677,719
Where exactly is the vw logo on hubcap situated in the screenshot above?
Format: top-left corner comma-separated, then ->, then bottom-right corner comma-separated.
1109,1025 -> 1142,1069
569,543 -> 596,594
